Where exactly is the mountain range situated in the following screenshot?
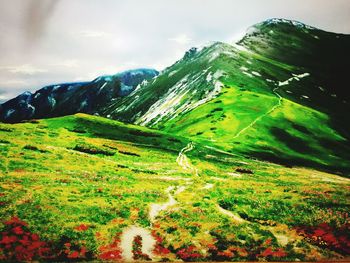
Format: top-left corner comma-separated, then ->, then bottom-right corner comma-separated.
99,18 -> 350,174
0,69 -> 158,123
1,18 -> 350,262
1,19 -> 350,175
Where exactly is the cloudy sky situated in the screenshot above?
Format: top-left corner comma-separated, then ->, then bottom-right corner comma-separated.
0,0 -> 349,102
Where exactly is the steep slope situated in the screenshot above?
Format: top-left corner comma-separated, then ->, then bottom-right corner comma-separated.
100,46 -> 227,125
0,68 -> 158,123
238,18 -> 350,134
101,20 -> 350,175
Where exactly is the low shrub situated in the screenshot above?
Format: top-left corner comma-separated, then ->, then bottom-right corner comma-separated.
23,145 -> 48,153
235,167 -> 254,174
119,151 -> 140,157
73,143 -> 115,156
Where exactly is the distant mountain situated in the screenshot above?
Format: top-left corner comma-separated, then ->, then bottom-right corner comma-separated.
100,19 -> 350,174
0,68 -> 158,123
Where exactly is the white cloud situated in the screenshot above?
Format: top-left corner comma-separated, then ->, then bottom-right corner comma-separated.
2,79 -> 27,85
50,59 -> 79,68
2,64 -> 47,75
168,34 -> 192,45
150,63 -> 167,71
73,62 -> 145,81
0,0 -> 350,99
228,30 -> 249,44
78,30 -> 113,38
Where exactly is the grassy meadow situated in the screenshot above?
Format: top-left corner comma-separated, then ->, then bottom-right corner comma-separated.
0,114 -> 349,261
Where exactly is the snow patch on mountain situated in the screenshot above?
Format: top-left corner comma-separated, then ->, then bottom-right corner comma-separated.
279,73 -> 310,86
135,69 -> 226,126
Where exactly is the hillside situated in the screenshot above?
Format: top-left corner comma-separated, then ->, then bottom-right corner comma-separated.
100,20 -> 350,175
238,18 -> 350,134
0,19 -> 349,261
0,69 -> 158,123
0,114 -> 349,261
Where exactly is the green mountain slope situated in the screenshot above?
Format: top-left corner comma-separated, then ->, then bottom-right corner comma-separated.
239,18 -> 350,134
100,19 -> 350,175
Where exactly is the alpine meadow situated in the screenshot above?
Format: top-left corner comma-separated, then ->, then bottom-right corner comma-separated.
0,6 -> 350,262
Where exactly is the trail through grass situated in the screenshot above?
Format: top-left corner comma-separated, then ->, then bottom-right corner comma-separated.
233,73 -> 309,139
119,142 -> 196,261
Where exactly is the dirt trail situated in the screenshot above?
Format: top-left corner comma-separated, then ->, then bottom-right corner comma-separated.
176,143 -> 247,225
232,73 -> 310,139
120,226 -> 156,261
119,184 -> 184,261
216,204 -> 246,224
176,142 -> 199,176
149,185 -> 186,222
119,143 -> 194,261
232,85 -> 283,139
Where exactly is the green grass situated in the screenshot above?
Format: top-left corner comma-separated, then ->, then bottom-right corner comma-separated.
161,80 -> 350,175
0,113 -> 349,261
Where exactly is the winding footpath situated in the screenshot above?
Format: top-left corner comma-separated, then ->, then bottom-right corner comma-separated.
232,85 -> 283,139
119,184 -> 186,261
232,73 -> 309,139
176,142 -> 199,176
176,143 -> 247,223
119,226 -> 156,261
119,144 -> 195,261
216,204 -> 246,224
118,73 -> 311,260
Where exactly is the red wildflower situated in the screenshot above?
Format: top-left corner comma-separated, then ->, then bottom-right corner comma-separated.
74,224 -> 89,231
31,233 -> 39,241
0,217 -> 51,261
261,247 -> 273,257
4,217 -> 27,226
314,228 -> 326,237
80,246 -> 87,257
264,238 -> 272,245
272,248 -> 287,257
0,235 -> 17,244
19,235 -> 30,246
12,226 -> 24,235
207,244 -> 218,251
67,251 -> 80,259
177,246 -> 202,260
28,241 -> 44,250
98,234 -> 123,260
154,244 -> 170,255
100,250 -> 122,260
323,233 -> 337,244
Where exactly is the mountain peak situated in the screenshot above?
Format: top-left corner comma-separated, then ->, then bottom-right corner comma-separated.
259,18 -> 316,29
239,18 -> 318,43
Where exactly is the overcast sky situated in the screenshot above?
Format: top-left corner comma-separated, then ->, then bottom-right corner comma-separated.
0,0 -> 349,102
